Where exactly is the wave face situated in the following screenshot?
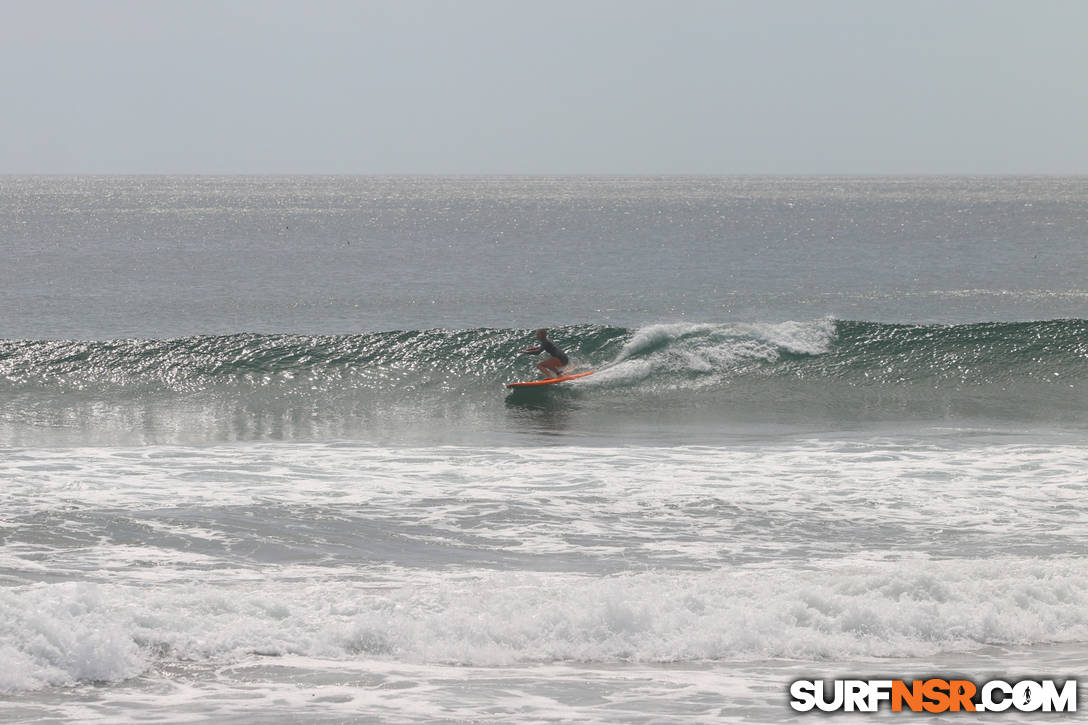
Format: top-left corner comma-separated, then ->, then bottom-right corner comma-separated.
2,319 -> 1087,443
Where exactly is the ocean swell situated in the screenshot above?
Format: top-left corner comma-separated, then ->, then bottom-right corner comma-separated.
1,319 -> 1086,444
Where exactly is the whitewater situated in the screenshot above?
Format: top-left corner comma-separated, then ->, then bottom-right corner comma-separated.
1,176 -> 1086,722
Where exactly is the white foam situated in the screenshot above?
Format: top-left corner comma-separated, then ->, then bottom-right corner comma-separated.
2,557 -> 1087,693
592,319 -> 836,388
4,441 -> 1088,573
733,317 -> 837,355
614,319 -> 835,362
4,438 -> 1088,695
0,583 -> 146,692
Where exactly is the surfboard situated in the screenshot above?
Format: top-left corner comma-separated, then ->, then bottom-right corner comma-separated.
506,370 -> 595,388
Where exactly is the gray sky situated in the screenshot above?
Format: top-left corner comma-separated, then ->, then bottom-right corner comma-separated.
3,0 -> 1086,174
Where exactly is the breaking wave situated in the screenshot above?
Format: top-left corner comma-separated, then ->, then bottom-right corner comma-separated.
2,319 -> 1086,443
3,558 -> 1087,692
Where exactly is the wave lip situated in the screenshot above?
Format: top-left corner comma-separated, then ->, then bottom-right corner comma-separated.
595,319 -> 836,387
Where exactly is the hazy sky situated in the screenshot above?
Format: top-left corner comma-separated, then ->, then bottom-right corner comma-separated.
3,0 -> 1086,174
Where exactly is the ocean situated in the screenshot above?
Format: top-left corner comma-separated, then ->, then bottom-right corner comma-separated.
1,176 -> 1086,722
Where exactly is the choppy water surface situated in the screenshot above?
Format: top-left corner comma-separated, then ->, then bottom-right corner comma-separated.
1,177 -> 1086,723
4,442 -> 1088,722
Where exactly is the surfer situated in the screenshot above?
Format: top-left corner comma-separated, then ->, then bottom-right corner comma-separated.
519,328 -> 569,379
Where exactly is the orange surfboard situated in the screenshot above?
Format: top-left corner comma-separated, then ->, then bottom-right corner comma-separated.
506,370 -> 595,388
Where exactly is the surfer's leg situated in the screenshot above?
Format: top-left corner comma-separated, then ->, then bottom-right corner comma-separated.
537,358 -> 563,378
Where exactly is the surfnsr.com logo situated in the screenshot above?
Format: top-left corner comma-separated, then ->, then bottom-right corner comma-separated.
790,678 -> 1077,713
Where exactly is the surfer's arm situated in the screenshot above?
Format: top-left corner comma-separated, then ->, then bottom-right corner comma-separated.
518,346 -> 542,355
